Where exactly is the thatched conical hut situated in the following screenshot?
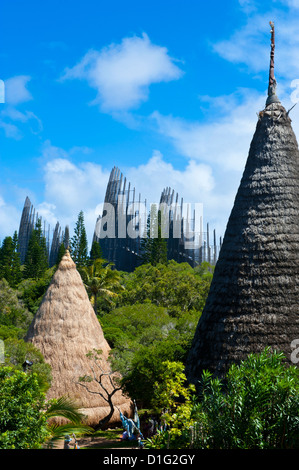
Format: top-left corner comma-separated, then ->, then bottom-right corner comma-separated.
186,22 -> 299,382
25,249 -> 132,426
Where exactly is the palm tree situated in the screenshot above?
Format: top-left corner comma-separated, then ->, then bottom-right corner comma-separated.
44,396 -> 92,448
79,258 -> 124,315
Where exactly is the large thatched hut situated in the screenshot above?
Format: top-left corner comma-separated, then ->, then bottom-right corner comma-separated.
186,23 -> 299,383
25,249 -> 132,426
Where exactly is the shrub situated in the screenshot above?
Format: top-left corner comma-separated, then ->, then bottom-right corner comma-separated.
192,348 -> 299,449
0,366 -> 48,448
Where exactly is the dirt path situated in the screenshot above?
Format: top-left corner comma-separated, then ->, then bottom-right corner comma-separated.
54,435 -> 138,450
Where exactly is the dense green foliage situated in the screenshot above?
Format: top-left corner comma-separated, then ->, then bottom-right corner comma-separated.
0,278 -> 33,339
117,261 -> 212,313
0,367 -> 91,449
17,267 -> 55,315
144,360 -> 196,449
192,348 -> 299,449
3,337 -> 52,392
145,348 -> 299,449
0,366 -> 48,448
98,261 -> 213,407
103,302 -> 195,406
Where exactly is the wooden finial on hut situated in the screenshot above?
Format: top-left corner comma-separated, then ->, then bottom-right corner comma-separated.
266,21 -> 280,106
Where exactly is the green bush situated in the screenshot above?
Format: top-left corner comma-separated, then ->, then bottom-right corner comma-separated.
0,366 -> 48,448
144,349 -> 299,449
192,348 -> 299,449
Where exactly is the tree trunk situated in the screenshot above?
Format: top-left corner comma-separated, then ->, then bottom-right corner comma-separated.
95,395 -> 115,430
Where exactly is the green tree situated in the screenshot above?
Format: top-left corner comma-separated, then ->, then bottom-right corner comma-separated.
141,205 -> 167,266
0,232 -> 22,287
152,207 -> 168,265
24,219 -> 49,279
0,278 -> 33,338
0,366 -> 48,449
140,213 -> 153,264
3,337 -> 52,392
118,260 -> 211,314
70,211 -> 88,267
103,302 -> 199,407
17,267 -> 54,315
0,367 -> 91,449
143,349 -> 299,450
79,259 -> 123,315
89,240 -> 103,265
100,261 -> 212,407
144,361 -> 196,449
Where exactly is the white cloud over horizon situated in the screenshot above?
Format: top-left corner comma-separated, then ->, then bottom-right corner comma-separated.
36,141 -> 237,248
61,33 -> 184,116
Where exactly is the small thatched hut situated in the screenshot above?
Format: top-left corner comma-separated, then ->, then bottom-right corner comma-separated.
186,23 -> 299,383
25,249 -> 132,426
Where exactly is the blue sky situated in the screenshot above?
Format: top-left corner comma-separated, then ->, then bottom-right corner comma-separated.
1,0 -> 299,247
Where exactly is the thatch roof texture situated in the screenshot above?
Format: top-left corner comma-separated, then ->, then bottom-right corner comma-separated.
25,250 -> 132,426
186,101 -> 299,382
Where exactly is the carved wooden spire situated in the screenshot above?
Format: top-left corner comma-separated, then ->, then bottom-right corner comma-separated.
266,21 -> 280,106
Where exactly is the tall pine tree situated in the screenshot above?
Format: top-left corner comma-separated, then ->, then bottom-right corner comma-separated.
0,231 -> 22,287
141,204 -> 168,266
24,219 -> 49,279
89,240 -> 103,265
70,210 -> 88,267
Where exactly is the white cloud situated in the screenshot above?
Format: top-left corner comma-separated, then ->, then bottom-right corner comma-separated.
121,151 -> 232,242
151,89 -> 265,172
4,75 -> 32,105
212,13 -> 271,73
35,202 -> 59,229
209,8 -> 299,150
61,33 -> 183,114
44,158 -> 109,214
0,75 -> 42,139
124,151 -> 214,205
38,141 -> 222,245
0,120 -> 22,139
40,141 -> 110,241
